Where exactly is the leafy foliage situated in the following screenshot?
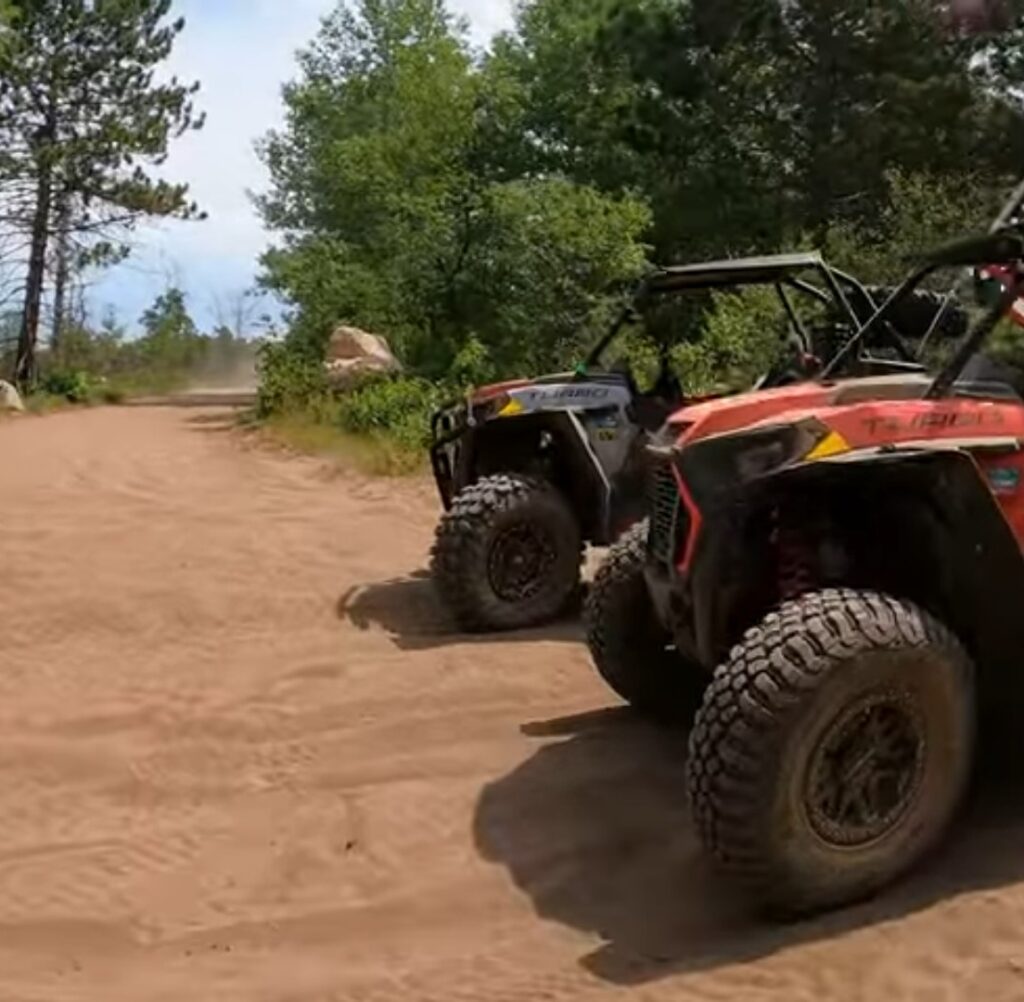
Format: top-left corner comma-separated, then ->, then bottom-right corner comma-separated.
256,0 -> 651,378
250,0 -> 1024,457
0,0 -> 204,384
541,0 -> 1024,257
45,287 -> 257,398
335,375 -> 442,450
821,169 -> 1005,284
39,367 -> 97,404
256,339 -> 329,417
675,287 -> 791,395
4,0 -> 1009,461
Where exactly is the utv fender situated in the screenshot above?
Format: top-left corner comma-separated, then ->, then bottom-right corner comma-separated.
691,447 -> 1024,721
458,412 -> 612,543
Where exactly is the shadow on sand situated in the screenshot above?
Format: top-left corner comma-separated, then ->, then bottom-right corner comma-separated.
473,707 -> 1024,986
336,570 -> 585,650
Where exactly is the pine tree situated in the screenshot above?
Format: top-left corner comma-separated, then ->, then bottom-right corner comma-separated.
0,0 -> 204,386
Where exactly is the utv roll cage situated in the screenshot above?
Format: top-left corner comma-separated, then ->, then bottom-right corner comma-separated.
823,177 -> 1024,396
583,252 -> 930,376
432,250 -> 891,446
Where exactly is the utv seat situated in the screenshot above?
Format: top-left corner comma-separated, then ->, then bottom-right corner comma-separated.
828,374 -> 932,406
828,372 -> 1022,406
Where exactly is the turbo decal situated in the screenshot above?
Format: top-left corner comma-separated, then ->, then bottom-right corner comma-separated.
522,385 -> 614,405
862,410 -> 1007,435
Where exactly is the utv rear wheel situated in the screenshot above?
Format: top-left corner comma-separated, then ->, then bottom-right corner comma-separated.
585,521 -> 707,723
687,589 -> 975,916
431,474 -> 583,632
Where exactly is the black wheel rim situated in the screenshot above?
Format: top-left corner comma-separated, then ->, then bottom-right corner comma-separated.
805,692 -> 925,848
487,523 -> 557,603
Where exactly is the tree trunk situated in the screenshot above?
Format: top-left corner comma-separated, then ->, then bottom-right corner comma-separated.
50,194 -> 71,359
14,160 -> 54,388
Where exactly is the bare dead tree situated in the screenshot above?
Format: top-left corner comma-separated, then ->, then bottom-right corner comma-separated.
210,287 -> 263,340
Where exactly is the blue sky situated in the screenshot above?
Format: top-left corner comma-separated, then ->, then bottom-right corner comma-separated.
87,0 -> 515,334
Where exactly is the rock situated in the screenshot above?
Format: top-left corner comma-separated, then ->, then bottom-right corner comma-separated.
0,380 -> 24,413
326,326 -> 401,367
324,326 -> 401,391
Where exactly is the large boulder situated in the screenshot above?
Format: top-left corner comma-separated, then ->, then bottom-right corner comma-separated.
324,326 -> 401,391
0,380 -> 24,413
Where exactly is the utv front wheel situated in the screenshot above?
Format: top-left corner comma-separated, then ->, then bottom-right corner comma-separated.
431,474 -> 583,632
585,521 -> 707,723
687,589 -> 975,916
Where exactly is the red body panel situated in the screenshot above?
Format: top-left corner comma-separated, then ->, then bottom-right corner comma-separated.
669,382 -> 838,444
470,379 -> 531,404
669,380 -> 1024,549
977,451 -> 1024,542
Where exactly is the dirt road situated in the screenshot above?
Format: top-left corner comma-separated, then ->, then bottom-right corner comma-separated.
3,406 -> 1024,1001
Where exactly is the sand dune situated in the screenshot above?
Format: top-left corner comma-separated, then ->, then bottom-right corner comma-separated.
2,404 -> 1024,1000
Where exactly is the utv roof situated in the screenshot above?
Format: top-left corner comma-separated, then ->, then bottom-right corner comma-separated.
647,252 -> 830,293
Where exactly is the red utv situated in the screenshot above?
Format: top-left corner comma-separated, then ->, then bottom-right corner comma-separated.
585,179 -> 1024,915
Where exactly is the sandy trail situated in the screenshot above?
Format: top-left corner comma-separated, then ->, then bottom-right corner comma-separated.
3,406 -> 1024,1001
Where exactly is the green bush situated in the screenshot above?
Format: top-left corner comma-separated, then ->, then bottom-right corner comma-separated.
335,376 -> 443,451
449,335 -> 496,389
40,369 -> 98,403
256,339 -> 329,417
673,287 -> 786,395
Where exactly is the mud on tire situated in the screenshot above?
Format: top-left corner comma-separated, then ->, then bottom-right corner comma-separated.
585,521 -> 707,723
431,474 -> 583,633
687,589 -> 975,916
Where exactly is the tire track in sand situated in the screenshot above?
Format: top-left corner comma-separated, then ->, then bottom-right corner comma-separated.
3,406 -> 1024,1002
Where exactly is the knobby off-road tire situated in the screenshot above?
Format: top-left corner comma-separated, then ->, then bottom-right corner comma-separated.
431,474 -> 583,633
687,589 -> 975,917
585,521 -> 707,723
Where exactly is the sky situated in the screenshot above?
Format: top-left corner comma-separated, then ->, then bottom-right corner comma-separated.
87,0 -> 515,334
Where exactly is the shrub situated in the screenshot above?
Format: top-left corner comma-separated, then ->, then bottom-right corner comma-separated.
449,335 -> 496,389
40,369 -> 97,403
256,339 -> 329,417
673,286 -> 786,395
335,376 -> 443,451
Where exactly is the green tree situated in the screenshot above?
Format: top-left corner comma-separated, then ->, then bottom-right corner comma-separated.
0,1 -> 17,35
0,0 -> 204,387
822,168 -> 1004,284
138,286 -> 202,371
500,0 -> 1024,262
488,0 -> 793,261
256,0 -> 650,378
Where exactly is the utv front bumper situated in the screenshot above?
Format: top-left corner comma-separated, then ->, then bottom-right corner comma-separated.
430,400 -> 470,510
642,449 -> 700,653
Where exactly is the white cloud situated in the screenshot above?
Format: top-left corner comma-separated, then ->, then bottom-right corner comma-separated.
90,0 -> 515,330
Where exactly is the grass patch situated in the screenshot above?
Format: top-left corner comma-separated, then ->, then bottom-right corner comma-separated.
260,409 -> 427,477
24,391 -> 80,415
